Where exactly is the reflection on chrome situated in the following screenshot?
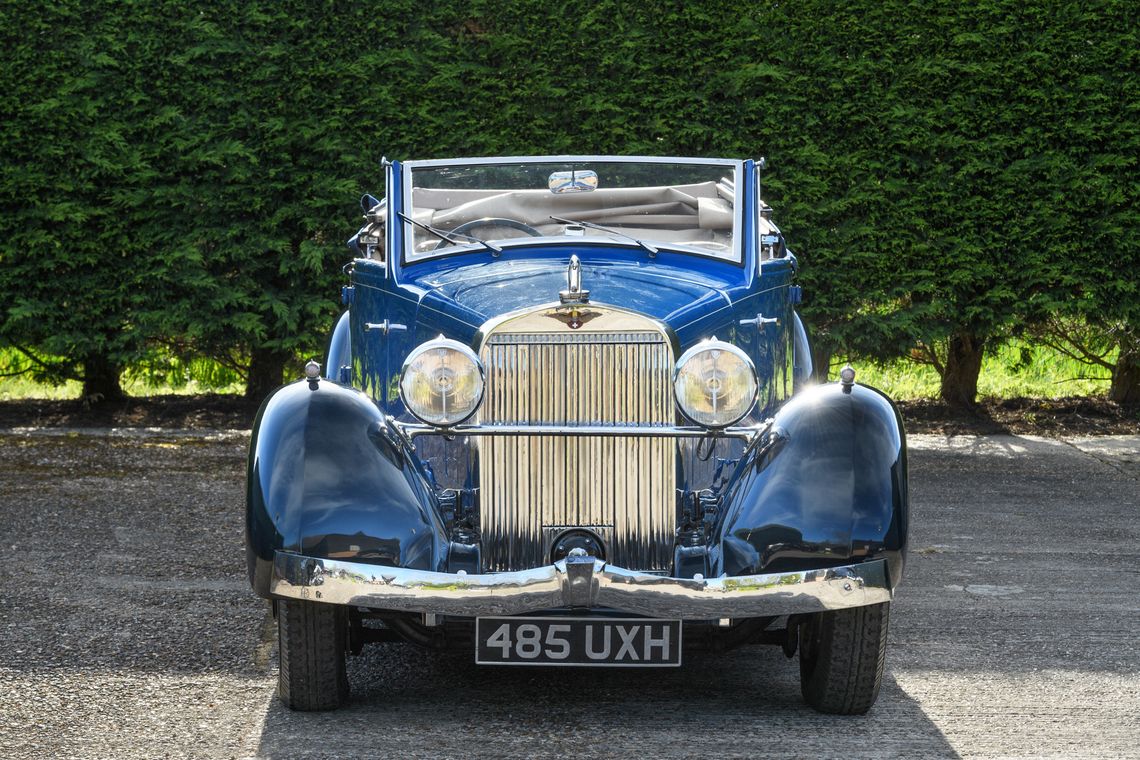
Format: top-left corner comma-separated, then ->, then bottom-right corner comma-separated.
391,418 -> 764,443
271,551 -> 892,620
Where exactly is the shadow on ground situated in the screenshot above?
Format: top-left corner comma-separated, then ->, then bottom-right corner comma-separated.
252,643 -> 957,759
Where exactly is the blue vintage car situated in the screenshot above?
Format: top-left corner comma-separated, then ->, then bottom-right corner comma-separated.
246,156 -> 908,713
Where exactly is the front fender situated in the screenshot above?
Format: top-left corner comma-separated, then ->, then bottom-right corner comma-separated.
245,378 -> 448,598
323,311 -> 351,383
711,382 -> 908,588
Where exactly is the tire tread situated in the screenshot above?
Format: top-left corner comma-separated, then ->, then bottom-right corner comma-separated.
278,600 -> 348,711
800,602 -> 889,715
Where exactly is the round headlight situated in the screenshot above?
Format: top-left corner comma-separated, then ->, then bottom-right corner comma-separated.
674,340 -> 758,428
399,338 -> 484,427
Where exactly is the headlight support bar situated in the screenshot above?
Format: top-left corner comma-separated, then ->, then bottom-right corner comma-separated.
389,416 -> 768,444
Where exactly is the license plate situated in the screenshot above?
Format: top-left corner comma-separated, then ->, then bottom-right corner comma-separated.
475,617 -> 682,667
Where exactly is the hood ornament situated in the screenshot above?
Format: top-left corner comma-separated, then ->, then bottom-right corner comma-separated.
559,255 -> 590,305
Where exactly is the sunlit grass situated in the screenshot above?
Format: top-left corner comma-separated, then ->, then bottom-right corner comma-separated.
122,376 -> 245,397
851,361 -> 940,400
0,348 -> 244,401
0,373 -> 244,401
1,341 -> 1117,402
0,374 -> 84,401
850,340 -> 1113,400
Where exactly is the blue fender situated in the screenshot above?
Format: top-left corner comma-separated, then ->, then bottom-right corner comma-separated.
245,377 -> 448,598
792,311 -> 813,391
323,311 -> 352,383
711,382 -> 908,588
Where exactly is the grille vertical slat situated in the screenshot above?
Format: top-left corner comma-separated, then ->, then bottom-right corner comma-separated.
478,324 -> 675,572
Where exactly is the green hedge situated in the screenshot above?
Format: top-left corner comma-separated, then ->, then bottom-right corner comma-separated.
0,1 -> 1136,402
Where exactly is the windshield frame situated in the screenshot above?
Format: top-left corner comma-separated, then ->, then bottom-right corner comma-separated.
399,156 -> 744,265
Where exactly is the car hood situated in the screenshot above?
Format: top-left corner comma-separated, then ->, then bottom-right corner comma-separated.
408,256 -> 743,333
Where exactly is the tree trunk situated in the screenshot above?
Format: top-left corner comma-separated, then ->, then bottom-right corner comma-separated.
939,331 -> 986,409
810,344 -> 833,384
246,347 -> 293,401
1108,347 -> 1140,404
81,353 -> 124,402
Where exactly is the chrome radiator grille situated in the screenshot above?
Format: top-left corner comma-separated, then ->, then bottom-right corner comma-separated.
478,320 -> 676,572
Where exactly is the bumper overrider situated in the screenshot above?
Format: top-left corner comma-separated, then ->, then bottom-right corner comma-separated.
270,551 -> 892,619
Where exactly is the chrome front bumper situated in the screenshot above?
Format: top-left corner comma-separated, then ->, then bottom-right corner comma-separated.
270,551 -> 892,619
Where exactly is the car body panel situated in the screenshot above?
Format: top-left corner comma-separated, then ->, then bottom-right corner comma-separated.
713,382 -> 908,587
246,378 -> 448,596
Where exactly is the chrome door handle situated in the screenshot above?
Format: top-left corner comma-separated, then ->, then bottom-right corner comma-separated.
364,320 -> 407,334
738,313 -> 779,328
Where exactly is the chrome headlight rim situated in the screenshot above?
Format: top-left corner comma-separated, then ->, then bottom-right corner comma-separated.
399,337 -> 485,428
673,339 -> 758,429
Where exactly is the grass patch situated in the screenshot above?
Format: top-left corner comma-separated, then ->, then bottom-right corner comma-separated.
0,374 -> 84,401
0,373 -> 244,401
1,340 -> 1116,402
0,348 -> 244,401
851,340 -> 1113,400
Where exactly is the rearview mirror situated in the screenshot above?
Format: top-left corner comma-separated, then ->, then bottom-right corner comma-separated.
548,170 -> 598,194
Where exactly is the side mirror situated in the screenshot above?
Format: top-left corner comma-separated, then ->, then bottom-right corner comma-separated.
360,193 -> 382,214
356,195 -> 387,264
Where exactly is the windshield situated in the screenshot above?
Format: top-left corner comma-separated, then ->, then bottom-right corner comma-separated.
404,158 -> 740,263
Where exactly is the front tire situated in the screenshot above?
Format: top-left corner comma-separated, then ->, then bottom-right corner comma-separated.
799,602 -> 889,715
277,600 -> 349,711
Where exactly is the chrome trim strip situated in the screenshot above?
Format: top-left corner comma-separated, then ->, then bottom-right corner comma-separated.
404,156 -> 742,169
486,331 -> 664,345
395,420 -> 761,443
270,552 -> 893,619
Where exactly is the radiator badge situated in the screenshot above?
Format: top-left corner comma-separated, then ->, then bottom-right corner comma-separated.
545,306 -> 600,330
559,255 -> 590,305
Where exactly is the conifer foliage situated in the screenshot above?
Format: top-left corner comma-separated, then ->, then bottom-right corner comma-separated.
0,1 -> 1135,404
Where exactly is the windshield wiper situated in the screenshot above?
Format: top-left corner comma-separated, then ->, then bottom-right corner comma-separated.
549,215 -> 658,257
397,212 -> 501,255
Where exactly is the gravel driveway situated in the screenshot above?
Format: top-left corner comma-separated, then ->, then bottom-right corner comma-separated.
0,429 -> 1137,759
